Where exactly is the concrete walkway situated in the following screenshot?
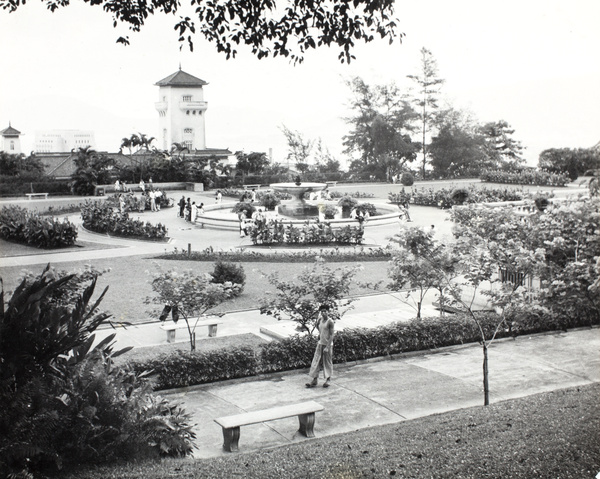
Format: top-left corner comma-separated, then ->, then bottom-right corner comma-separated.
166,327 -> 599,459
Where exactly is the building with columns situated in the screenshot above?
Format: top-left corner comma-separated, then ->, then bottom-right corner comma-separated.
0,123 -> 22,154
155,69 -> 209,152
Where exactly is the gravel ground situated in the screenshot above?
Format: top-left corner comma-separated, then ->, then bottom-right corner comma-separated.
62,383 -> 600,479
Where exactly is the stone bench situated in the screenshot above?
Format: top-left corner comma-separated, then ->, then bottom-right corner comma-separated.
159,318 -> 223,343
25,193 -> 49,200
214,401 -> 324,452
325,181 -> 338,188
243,184 -> 261,190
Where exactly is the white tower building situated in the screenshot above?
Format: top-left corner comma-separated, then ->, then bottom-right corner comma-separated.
155,69 -> 208,152
0,123 -> 22,154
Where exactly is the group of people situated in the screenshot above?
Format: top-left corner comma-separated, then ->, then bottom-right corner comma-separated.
178,196 -> 205,222
237,207 -> 266,237
350,207 -> 370,225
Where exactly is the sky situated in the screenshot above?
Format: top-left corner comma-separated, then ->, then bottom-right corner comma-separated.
1,0 -> 599,169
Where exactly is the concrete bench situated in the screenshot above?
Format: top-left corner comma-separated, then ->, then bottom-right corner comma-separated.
243,184 -> 261,190
160,318 -> 223,343
25,193 -> 49,200
325,181 -> 337,188
214,401 -> 324,452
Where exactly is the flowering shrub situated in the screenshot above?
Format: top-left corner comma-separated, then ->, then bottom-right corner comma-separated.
158,245 -> 395,262
0,205 -> 78,247
329,190 -> 375,199
210,261 -> 246,296
480,169 -> 569,186
80,201 -> 167,240
248,220 -> 364,245
410,185 -> 525,209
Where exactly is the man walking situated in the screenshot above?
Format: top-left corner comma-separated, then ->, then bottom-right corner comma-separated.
306,304 -> 335,388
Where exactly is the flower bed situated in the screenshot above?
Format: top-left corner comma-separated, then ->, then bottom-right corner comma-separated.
398,185 -> 526,209
480,169 -> 569,186
80,201 -> 168,240
0,205 -> 78,248
248,220 -> 364,245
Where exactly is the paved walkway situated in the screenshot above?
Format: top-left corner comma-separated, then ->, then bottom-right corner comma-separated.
167,327 -> 599,458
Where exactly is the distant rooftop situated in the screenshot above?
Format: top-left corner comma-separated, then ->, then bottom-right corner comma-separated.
1,125 -> 21,137
155,69 -> 208,87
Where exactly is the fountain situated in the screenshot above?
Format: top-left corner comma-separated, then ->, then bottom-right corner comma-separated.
270,181 -> 327,218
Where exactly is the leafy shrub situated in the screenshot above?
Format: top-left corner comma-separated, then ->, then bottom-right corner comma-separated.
0,205 -> 78,248
480,169 -> 569,186
400,172 -> 414,186
231,201 -> 256,217
80,201 -> 168,240
410,186 -> 525,209
0,177 -> 72,197
337,195 -> 359,210
248,219 -> 364,245
210,261 -> 246,295
388,189 -> 412,206
356,202 -> 378,216
135,308 -> 598,390
260,191 -> 281,210
0,266 -> 196,478
322,204 -> 339,219
329,190 -> 375,199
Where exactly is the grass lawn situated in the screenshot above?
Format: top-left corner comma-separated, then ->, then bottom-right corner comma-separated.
0,237 -> 122,257
63,383 -> 600,479
0,255 -> 386,323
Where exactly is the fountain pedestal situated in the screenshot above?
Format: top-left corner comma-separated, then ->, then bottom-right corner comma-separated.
270,182 -> 327,219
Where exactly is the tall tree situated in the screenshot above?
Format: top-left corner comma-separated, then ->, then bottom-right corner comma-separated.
429,107 -> 486,177
538,147 -> 600,180
280,126 -> 314,173
1,0 -> 400,64
479,120 -> 525,170
235,151 -> 270,178
343,77 -> 418,181
407,47 -> 444,178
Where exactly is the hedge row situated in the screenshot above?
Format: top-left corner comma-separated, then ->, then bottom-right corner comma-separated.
0,178 -> 72,197
480,169 -> 569,186
80,201 -> 168,240
134,310 -> 599,391
0,205 -> 78,248
249,220 -> 365,245
158,245 -> 395,262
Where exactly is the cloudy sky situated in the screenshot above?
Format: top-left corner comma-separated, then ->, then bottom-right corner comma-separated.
1,0 -> 598,168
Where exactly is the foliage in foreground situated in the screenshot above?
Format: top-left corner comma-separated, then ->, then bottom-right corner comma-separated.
63,384 -> 600,479
0,205 -> 78,248
0,266 -> 195,478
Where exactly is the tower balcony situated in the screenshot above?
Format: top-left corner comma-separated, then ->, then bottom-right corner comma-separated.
155,101 -> 168,112
179,100 -> 208,112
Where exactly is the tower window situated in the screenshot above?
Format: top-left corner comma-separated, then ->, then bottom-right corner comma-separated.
184,128 -> 193,134
186,110 -> 190,115
183,95 -> 192,101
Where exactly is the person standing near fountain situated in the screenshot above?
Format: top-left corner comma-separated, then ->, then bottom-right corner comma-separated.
306,304 -> 334,389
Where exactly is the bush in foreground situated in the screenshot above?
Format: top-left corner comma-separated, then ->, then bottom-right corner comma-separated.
0,266 -> 195,478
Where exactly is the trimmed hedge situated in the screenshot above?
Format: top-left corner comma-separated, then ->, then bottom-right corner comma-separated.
407,185 -> 525,209
0,178 -> 72,197
0,205 -> 78,248
134,310 -> 599,390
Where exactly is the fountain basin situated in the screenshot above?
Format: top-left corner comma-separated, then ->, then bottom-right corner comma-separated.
270,182 -> 327,218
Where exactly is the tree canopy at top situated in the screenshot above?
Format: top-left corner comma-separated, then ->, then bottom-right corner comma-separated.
1,0 -> 400,63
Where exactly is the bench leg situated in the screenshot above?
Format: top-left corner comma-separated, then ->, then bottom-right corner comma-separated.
166,330 -> 176,343
208,324 -> 218,337
298,412 -> 316,438
222,426 -> 240,452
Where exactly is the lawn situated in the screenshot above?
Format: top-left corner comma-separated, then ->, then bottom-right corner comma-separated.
0,255 -> 387,323
63,383 -> 600,479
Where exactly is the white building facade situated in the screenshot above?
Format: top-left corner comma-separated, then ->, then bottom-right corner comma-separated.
155,69 -> 208,152
34,130 -> 95,153
0,124 -> 22,154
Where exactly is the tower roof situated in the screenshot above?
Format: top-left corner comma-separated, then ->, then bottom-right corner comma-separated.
155,70 -> 208,87
1,125 -> 21,137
